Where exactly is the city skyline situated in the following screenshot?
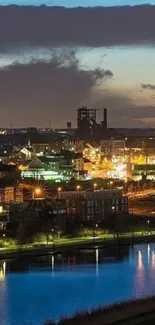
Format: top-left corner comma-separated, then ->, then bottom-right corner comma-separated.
0,2 -> 155,128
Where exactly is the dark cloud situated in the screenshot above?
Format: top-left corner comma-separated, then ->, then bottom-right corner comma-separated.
141,83 -> 155,90
0,5 -> 155,48
0,5 -> 154,128
93,68 -> 113,80
90,90 -> 155,127
0,51 -> 113,127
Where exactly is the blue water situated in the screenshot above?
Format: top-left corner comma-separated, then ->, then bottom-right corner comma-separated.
0,244 -> 155,325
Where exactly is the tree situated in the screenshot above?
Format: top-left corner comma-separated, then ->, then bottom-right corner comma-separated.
16,223 -> 27,248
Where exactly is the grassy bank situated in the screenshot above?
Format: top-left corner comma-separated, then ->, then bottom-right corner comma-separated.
1,231 -> 155,259
45,297 -> 155,325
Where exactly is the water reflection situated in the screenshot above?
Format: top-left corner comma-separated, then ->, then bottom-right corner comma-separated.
148,244 -> 150,264
95,248 -> 99,276
135,250 -> 145,296
151,251 -> 155,269
1,244 -> 155,325
6,245 -> 129,274
0,262 -> 6,280
138,251 -> 143,270
0,261 -> 8,325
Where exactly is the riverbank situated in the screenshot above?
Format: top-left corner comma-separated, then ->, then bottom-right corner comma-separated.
1,232 -> 155,260
45,297 -> 155,325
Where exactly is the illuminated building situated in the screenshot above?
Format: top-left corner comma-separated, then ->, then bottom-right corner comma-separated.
21,151 -> 86,181
0,187 -> 23,202
59,189 -> 128,222
21,169 -> 70,181
19,147 -> 34,160
83,143 -> 102,178
83,143 -> 101,165
0,205 -> 9,229
131,164 -> 155,181
83,158 -> 92,173
107,163 -> 127,179
32,142 -> 50,155
100,138 -> 125,155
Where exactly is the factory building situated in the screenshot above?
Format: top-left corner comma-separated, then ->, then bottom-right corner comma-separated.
76,106 -> 124,142
77,107 -> 108,140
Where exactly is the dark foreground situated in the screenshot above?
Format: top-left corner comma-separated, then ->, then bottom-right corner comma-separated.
45,298 -> 155,325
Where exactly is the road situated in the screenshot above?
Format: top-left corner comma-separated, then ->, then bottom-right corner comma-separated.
127,189 -> 155,199
129,200 -> 155,216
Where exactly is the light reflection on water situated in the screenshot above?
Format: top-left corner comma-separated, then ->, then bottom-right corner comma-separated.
1,244 -> 155,325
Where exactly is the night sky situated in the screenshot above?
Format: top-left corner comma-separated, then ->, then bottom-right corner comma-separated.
0,1 -> 155,128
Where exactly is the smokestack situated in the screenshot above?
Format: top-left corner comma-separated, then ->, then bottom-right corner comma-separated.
103,108 -> 107,129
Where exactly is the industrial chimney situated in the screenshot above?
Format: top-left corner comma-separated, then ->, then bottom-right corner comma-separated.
103,108 -> 107,129
67,122 -> 72,130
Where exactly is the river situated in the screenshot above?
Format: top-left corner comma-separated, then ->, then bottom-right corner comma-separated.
0,243 -> 155,325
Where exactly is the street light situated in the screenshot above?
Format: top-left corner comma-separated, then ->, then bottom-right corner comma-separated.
93,223 -> 99,245
58,187 -> 62,194
34,187 -> 42,195
51,228 -> 54,239
94,183 -> 97,191
33,187 -> 42,199
147,219 -> 150,231
77,185 -> 80,191
51,228 -> 55,253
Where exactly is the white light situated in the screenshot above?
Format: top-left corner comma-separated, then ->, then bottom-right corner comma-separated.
148,244 -> 150,263
96,248 -> 99,276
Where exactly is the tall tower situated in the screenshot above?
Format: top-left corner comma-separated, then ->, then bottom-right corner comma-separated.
77,107 -> 98,140
103,108 -> 107,129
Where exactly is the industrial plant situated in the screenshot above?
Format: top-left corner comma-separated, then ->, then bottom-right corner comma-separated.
76,107 -> 117,140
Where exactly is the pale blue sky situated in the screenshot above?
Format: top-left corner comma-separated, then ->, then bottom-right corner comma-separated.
0,0 -> 155,5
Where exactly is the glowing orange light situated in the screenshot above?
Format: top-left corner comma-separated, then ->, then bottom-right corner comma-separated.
34,187 -> 42,195
94,183 -> 97,190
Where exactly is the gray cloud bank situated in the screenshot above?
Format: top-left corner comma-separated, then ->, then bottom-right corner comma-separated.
0,5 -> 155,48
0,52 -> 113,127
0,5 -> 155,127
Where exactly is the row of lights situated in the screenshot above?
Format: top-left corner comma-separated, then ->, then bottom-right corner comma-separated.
33,183 -> 99,199
58,183 -> 98,193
